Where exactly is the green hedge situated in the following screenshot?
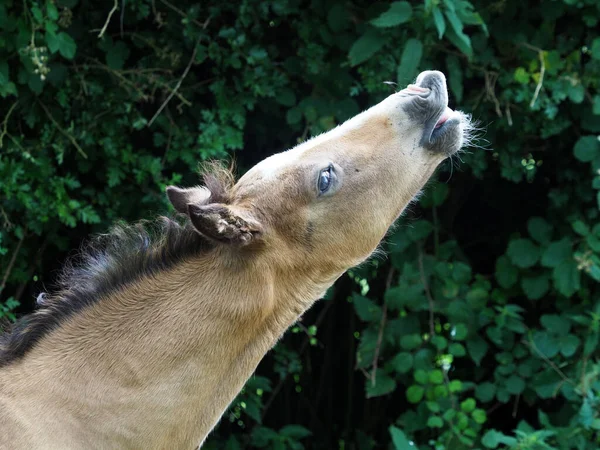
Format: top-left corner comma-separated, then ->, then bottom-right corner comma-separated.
1,0 -> 599,449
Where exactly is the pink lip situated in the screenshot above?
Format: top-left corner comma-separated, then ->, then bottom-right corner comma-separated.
435,107 -> 453,128
405,84 -> 430,94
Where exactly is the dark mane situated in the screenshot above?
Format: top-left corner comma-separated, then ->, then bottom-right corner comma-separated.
0,164 -> 235,367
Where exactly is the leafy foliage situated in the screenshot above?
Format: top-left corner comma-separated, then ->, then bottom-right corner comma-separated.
1,0 -> 600,449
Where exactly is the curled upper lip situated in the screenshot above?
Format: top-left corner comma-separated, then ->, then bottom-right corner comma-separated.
414,71 -> 451,142
401,70 -> 467,155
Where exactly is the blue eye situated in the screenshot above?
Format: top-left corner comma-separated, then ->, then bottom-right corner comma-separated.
318,166 -> 333,194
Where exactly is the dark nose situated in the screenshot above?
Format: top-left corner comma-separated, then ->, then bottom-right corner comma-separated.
415,71 -> 446,90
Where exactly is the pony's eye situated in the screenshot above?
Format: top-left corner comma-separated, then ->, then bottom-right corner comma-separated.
318,166 -> 333,194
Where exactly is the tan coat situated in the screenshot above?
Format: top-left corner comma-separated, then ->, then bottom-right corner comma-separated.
0,71 -> 472,449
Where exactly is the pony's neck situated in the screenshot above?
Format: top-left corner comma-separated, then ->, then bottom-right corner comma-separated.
1,250 -> 327,449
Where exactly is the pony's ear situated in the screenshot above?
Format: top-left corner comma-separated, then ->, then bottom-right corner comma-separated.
187,203 -> 263,246
166,186 -> 211,214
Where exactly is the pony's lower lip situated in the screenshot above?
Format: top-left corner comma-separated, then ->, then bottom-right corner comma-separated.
435,107 -> 453,129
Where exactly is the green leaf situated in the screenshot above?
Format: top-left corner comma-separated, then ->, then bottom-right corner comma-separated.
356,329 -> 378,369
532,331 -> 560,358
224,436 -> 241,450
0,61 -> 9,85
505,375 -> 525,394
559,334 -> 580,357
276,88 -> 297,107
533,370 -> 561,399
434,385 -> 448,400
583,333 -> 598,356
106,41 -> 130,70
541,238 -> 572,268
448,379 -> 462,393
552,259 -> 580,297
370,2 -> 412,28
0,81 -> 17,98
45,31 -> 77,59
391,352 -> 414,374
429,369 -> 444,385
366,370 -> 397,398
406,220 -> 433,241
31,5 -> 43,22
521,274 -> 549,300
389,426 -> 419,450
286,107 -> 302,125
507,238 -> 540,268
591,37 -> 600,60
495,255 -> 519,288
452,262 -> 472,284
432,6 -> 446,39
573,136 -> 600,162
426,401 -> 440,413
540,314 -> 571,335
460,398 -> 476,413
427,416 -> 443,428
452,323 -> 468,340
475,382 -> 496,402
467,336 -> 488,366
527,217 -> 552,244
279,425 -> 312,439
572,220 -> 590,236
414,369 -> 429,384
431,335 -> 447,350
482,430 -> 507,449
252,426 -> 279,446
444,10 -> 472,57
400,333 -> 423,350
579,398 -> 594,427
406,385 -> 425,403
348,29 -> 386,66
352,294 -> 382,322
588,234 -> 600,252
385,284 -> 425,311
568,83 -> 585,103
593,95 -> 600,115
472,408 -> 487,424
47,3 -> 59,20
514,67 -> 530,84
449,342 -> 466,357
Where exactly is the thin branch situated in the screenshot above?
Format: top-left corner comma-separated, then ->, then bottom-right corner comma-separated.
0,101 -> 18,149
512,393 -> 520,418
158,0 -> 206,28
530,50 -> 545,108
0,206 -> 13,229
147,36 -> 201,127
0,234 -> 25,295
519,43 -> 546,109
98,0 -> 119,39
505,102 -> 513,127
371,267 -> 394,386
522,338 -> 574,386
84,60 -> 150,100
37,100 -> 88,159
120,0 -> 126,37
